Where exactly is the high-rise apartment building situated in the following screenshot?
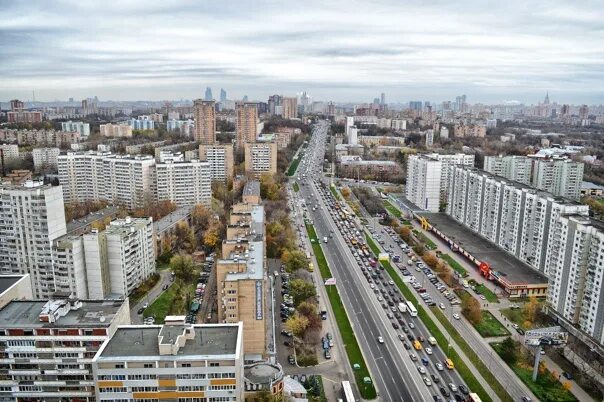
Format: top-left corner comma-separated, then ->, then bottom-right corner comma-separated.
0,144 -> 19,161
61,120 -> 91,137
193,99 -> 216,144
92,322 -> 243,402
53,217 -> 155,299
268,94 -> 281,115
32,147 -> 61,171
199,143 -> 234,182
405,154 -> 442,212
281,97 -> 298,119
9,99 -> 24,112
484,155 -> 533,185
425,129 -> 434,147
546,215 -> 604,344
217,191 -> 267,357
236,102 -> 258,149
532,158 -> 584,200
129,117 -> 155,131
0,181 -> 66,299
244,142 -> 277,177
446,166 -> 589,275
57,151 -> 110,203
153,159 -> 212,206
0,298 -> 130,401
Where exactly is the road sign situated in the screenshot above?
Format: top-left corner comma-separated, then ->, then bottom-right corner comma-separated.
524,326 -> 568,346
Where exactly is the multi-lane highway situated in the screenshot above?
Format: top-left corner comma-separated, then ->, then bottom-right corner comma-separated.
291,120 -> 469,401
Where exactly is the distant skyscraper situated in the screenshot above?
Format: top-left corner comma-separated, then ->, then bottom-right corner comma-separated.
220,88 -> 227,102
242,95 -> 249,102
373,98 -> 380,104
380,92 -> 385,105
194,99 -> 216,145
544,91 -> 550,105
409,101 -> 423,111
268,94 -> 282,115
204,87 -> 213,101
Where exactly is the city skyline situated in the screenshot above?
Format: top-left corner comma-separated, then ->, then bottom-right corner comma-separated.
1,0 -> 603,104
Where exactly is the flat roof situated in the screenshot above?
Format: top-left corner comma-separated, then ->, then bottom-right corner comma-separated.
66,206 -> 119,234
154,205 -> 193,234
420,213 -> 548,285
0,275 -> 25,295
0,299 -> 125,328
243,180 -> 260,197
98,324 -> 239,358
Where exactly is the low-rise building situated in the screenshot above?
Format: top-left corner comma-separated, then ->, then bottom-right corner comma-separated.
92,321 -> 243,402
0,298 -> 130,402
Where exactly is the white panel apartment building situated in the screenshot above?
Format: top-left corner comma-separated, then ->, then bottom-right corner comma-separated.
32,147 -> 61,171
0,298 -> 130,402
446,166 -> 589,274
58,151 -> 111,203
546,215 -> 604,345
0,144 -> 19,161
199,144 -> 234,182
405,154 -> 442,212
153,160 -> 212,206
0,182 -> 67,299
93,322 -> 243,402
532,158 -> 584,200
484,155 -> 533,185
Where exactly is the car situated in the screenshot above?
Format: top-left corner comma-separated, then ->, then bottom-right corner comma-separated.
440,387 -> 450,397
439,303 -> 446,310
430,374 -> 441,384
458,384 -> 469,395
425,347 -> 433,355
433,396 -> 443,402
142,302 -> 149,309
162,284 -> 169,290
409,354 -> 418,361
562,372 -> 573,380
392,322 -> 399,330
417,366 -> 426,374
453,313 -> 460,320
448,383 -> 458,392
281,330 -> 293,337
423,377 -> 432,386
408,322 -> 415,329
435,362 -> 444,371
288,355 -> 295,365
521,397 -> 532,402
512,323 -> 519,329
403,342 -> 411,350
421,357 -> 429,366
480,295 -> 486,300
324,350 -> 331,359
137,307 -> 145,314
377,336 -> 384,344
398,334 -> 405,342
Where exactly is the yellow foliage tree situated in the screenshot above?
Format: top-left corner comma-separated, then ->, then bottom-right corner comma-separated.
285,314 -> 310,337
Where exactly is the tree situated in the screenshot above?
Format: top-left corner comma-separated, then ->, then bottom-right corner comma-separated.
340,187 -> 351,198
297,301 -> 318,318
282,249 -> 307,273
462,295 -> 482,325
523,296 -> 540,324
423,252 -> 438,268
191,203 -> 211,228
289,279 -> 317,306
170,254 -> 195,283
413,243 -> 426,256
399,226 -> 412,242
285,314 -> 309,337
499,337 -> 518,365
174,221 -> 197,253
202,219 -> 223,249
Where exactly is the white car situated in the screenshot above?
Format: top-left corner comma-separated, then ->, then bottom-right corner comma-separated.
425,347 -> 433,355
417,366 -> 426,374
480,295 -> 487,300
423,377 -> 432,386
448,383 -> 458,392
435,362 -> 444,371
377,336 -> 384,344
453,313 -> 460,320
439,303 -> 445,310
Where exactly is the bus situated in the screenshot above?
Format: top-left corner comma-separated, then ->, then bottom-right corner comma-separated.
341,381 -> 354,402
468,393 -> 483,402
406,301 -> 418,317
445,358 -> 454,370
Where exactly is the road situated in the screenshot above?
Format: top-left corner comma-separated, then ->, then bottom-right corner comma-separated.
293,120 -> 441,402
130,270 -> 172,324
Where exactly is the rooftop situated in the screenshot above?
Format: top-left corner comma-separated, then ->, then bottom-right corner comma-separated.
0,299 -> 126,328
0,275 -> 26,295
419,212 -> 548,285
155,205 -> 193,234
98,324 -> 240,358
66,206 -> 120,235
243,180 -> 260,197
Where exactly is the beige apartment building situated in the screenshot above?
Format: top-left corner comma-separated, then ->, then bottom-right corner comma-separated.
199,143 -> 234,182
244,142 -> 277,177
236,102 -> 258,149
92,321 -> 243,402
216,185 -> 267,360
194,99 -> 216,144
281,97 -> 298,120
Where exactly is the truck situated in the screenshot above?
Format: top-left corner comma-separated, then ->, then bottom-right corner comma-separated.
397,302 -> 407,313
428,336 -> 437,346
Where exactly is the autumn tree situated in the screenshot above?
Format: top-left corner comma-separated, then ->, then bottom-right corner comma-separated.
462,295 -> 482,325
423,252 -> 438,268
523,296 -> 540,325
170,254 -> 195,283
281,249 -> 307,273
289,279 -> 317,306
174,221 -> 197,253
399,226 -> 412,242
202,218 -> 223,249
340,187 -> 351,198
191,203 -> 211,228
285,314 -> 310,337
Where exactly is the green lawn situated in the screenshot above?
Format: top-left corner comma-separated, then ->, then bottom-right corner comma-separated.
293,182 -> 300,192
440,254 -> 469,277
143,280 -> 195,323
492,342 -> 578,402
364,232 -> 499,402
306,223 -> 376,399
329,185 -> 341,201
287,151 -> 304,176
474,311 -> 510,337
383,200 -> 402,218
469,280 -> 499,303
413,229 -> 437,250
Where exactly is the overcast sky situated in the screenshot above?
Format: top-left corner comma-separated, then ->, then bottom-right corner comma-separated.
1,0 -> 603,104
